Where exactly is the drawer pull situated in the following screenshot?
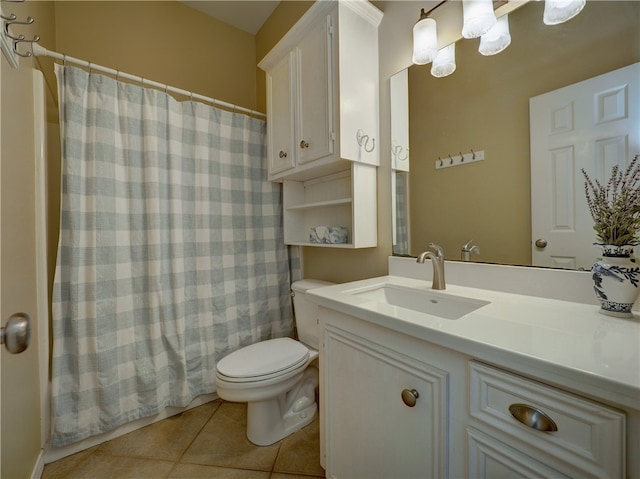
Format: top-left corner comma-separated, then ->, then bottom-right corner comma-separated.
509,404 -> 558,432
401,388 -> 419,407
300,140 -> 309,148
278,150 -> 288,158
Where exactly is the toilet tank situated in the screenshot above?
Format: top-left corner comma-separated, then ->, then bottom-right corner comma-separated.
291,279 -> 335,349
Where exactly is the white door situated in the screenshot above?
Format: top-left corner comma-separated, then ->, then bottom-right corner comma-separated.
530,63 -> 640,270
1,55 -> 43,478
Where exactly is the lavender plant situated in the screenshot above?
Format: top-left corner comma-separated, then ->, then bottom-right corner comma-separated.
582,155 -> 640,246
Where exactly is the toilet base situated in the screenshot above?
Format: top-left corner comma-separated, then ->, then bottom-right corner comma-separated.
246,366 -> 319,446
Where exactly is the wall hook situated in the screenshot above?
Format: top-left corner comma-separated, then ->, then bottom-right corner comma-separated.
397,146 -> 408,162
460,151 -> 464,162
3,14 -> 32,36
449,155 -> 453,165
356,129 -> 375,153
471,149 -> 476,160
13,34 -> 39,57
365,137 -> 375,153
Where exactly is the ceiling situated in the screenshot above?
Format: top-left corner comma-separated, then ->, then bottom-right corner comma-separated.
182,1 -> 281,35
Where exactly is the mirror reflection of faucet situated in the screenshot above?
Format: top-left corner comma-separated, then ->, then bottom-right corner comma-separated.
461,240 -> 480,261
416,243 -> 446,290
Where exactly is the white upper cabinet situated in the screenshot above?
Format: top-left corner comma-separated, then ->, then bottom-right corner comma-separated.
259,0 -> 383,182
266,52 -> 296,175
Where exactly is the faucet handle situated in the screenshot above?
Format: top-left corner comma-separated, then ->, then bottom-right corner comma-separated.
428,243 -> 444,258
463,239 -> 474,251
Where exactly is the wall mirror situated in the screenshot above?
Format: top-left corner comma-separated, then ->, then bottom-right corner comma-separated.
391,0 -> 639,270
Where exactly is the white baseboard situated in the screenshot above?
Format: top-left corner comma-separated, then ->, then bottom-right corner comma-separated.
31,449 -> 45,479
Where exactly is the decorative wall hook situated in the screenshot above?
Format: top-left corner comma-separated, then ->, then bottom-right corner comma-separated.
356,129 -> 376,153
392,144 -> 409,162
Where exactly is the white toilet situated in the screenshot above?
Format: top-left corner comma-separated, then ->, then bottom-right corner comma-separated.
215,279 -> 333,446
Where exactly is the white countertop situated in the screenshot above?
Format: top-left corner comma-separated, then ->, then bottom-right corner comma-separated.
308,275 -> 640,410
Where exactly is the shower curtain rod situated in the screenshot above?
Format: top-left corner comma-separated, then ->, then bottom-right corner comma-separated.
32,44 -> 266,119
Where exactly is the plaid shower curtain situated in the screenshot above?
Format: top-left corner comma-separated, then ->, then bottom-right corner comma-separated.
51,65 -> 295,447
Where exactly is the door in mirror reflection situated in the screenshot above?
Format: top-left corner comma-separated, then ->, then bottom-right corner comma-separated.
530,63 -> 639,270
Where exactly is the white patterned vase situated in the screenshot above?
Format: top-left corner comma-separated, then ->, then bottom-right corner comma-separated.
591,244 -> 640,318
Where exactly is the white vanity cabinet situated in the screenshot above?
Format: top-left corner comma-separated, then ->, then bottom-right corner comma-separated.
318,306 -> 630,479
467,362 -> 626,479
259,0 -> 382,248
319,308 -> 468,479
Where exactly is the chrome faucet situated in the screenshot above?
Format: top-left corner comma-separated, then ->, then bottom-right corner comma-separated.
416,243 -> 445,290
461,240 -> 480,261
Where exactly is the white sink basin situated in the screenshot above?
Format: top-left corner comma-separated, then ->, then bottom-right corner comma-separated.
347,283 -> 490,320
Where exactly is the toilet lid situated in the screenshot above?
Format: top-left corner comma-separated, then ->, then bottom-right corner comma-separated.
217,337 -> 309,380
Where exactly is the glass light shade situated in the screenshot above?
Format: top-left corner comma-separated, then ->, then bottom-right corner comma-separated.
543,0 -> 586,25
479,15 -> 511,56
412,16 -> 438,65
462,0 -> 497,39
431,44 -> 456,78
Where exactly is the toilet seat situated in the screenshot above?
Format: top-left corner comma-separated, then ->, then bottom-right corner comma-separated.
216,337 -> 310,383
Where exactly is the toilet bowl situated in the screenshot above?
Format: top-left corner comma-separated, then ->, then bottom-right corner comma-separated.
215,279 -> 334,446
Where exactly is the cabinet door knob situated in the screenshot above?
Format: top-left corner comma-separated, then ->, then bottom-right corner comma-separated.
279,150 -> 288,158
401,388 -> 419,407
300,140 -> 309,149
509,404 -> 558,432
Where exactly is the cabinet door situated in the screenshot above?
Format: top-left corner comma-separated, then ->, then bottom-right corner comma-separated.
323,326 -> 448,479
296,14 -> 333,165
266,52 -> 296,176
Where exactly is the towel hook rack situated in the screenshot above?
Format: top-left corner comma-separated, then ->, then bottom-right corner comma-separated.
1,7 -> 39,63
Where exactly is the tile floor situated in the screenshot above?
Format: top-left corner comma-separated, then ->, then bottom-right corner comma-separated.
42,400 -> 325,479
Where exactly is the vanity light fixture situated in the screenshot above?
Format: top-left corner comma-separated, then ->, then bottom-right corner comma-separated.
412,8 -> 438,65
431,43 -> 456,77
462,0 -> 497,39
479,14 -> 511,56
543,0 -> 586,25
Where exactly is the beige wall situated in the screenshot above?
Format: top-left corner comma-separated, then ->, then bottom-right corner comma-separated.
54,1 -> 257,110
407,1 -> 640,265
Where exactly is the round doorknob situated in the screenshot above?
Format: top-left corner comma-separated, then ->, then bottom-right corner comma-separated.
535,238 -> 548,248
401,388 -> 419,407
1,312 -> 31,354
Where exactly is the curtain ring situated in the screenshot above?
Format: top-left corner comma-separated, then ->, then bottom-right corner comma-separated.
62,53 -> 66,66
190,91 -> 193,102
116,70 -> 120,82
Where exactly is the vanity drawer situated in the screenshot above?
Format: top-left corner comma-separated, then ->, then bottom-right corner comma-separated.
468,361 -> 625,479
